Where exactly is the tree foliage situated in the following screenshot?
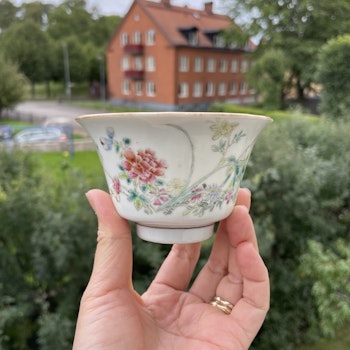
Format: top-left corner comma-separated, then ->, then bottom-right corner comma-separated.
224,0 -> 350,104
316,34 -> 350,119
0,0 -> 121,97
242,116 -> 350,348
0,55 -> 27,116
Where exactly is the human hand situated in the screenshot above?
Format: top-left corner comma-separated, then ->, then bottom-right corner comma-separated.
73,188 -> 269,349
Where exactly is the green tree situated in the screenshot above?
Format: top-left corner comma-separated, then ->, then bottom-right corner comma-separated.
47,0 -> 93,42
300,239 -> 350,337
0,0 -> 18,32
0,19 -> 55,97
224,0 -> 350,103
0,55 -> 27,117
19,1 -> 55,28
243,117 -> 350,348
316,34 -> 350,119
247,48 -> 289,109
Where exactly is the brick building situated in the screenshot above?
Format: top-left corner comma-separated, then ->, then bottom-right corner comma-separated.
107,0 -> 255,111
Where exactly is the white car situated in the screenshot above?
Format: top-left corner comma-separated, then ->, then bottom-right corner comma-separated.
14,127 -> 68,144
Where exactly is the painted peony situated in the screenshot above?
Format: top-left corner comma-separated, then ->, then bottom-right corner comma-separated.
122,148 -> 167,184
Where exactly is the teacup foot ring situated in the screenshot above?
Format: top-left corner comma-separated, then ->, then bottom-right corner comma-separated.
136,224 -> 214,244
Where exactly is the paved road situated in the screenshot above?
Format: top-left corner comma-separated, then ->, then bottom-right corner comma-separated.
12,101 -> 103,128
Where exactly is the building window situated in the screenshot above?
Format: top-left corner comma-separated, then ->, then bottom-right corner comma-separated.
188,30 -> 198,45
146,56 -> 155,71
178,82 -> 189,98
134,31 -> 142,44
239,81 -> 248,94
194,57 -> 203,72
121,32 -> 129,46
146,29 -> 155,45
207,58 -> 216,72
229,82 -> 237,95
135,81 -> 143,96
179,56 -> 189,72
241,59 -> 249,73
122,80 -> 130,95
134,56 -> 143,70
193,82 -> 203,97
218,82 -> 227,96
205,82 -> 215,96
219,59 -> 228,72
213,35 -> 225,48
231,59 -> 238,73
121,57 -> 129,71
146,81 -> 156,96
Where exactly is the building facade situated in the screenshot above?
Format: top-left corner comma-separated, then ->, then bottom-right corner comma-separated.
107,0 -> 255,111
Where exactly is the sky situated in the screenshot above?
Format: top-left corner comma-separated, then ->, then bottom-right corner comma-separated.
14,0 -> 226,16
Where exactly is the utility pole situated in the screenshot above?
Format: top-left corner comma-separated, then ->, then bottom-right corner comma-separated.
62,42 -> 71,101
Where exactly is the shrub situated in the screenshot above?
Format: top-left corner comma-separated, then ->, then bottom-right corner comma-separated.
243,117 -> 350,348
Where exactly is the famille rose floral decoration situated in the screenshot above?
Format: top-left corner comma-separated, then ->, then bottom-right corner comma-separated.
99,119 -> 249,217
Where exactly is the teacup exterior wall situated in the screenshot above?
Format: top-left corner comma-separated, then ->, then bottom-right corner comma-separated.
77,112 -> 272,243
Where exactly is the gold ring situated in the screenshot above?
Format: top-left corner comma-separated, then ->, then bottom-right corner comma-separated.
210,296 -> 234,315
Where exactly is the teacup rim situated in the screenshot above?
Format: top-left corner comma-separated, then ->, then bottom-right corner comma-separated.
76,112 -> 273,122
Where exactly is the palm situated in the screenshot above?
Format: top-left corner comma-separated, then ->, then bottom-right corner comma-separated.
73,189 -> 269,350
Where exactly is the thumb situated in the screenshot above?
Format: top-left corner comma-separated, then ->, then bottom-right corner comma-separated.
85,189 -> 133,295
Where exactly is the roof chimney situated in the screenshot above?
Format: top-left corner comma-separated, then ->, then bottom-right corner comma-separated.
204,2 -> 213,14
161,0 -> 171,7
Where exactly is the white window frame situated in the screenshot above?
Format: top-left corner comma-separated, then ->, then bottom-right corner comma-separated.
231,59 -> 238,73
194,57 -> 203,72
146,81 -> 156,97
193,82 -> 203,97
205,82 -> 215,96
146,56 -> 155,72
121,57 -> 129,71
239,81 -> 248,94
121,32 -> 129,46
179,56 -> 189,72
134,56 -> 143,70
218,82 -> 227,96
229,82 -> 237,95
241,59 -> 249,73
207,58 -> 216,72
135,81 -> 143,96
122,80 -> 130,95
146,29 -> 155,45
134,31 -> 142,44
178,82 -> 189,98
219,59 -> 228,72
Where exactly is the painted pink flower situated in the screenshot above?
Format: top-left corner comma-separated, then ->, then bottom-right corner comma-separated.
225,190 -> 234,204
112,177 -> 121,194
190,187 -> 203,202
150,188 -> 169,206
122,148 -> 167,184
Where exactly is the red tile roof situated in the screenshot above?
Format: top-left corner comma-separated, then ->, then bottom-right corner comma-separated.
137,0 -> 235,47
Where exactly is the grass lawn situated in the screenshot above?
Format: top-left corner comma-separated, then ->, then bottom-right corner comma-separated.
36,150 -> 105,187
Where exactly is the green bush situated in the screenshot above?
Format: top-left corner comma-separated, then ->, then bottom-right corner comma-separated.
243,117 -> 350,348
0,151 -> 97,349
316,34 -> 350,119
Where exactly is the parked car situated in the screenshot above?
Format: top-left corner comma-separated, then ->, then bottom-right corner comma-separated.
0,124 -> 14,141
13,127 -> 68,144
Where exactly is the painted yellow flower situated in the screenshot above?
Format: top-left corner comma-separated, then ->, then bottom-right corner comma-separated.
167,178 -> 186,196
210,120 -> 239,140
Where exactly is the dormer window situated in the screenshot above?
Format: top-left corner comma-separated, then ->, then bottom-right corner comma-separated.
179,26 -> 199,46
203,30 -> 225,48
